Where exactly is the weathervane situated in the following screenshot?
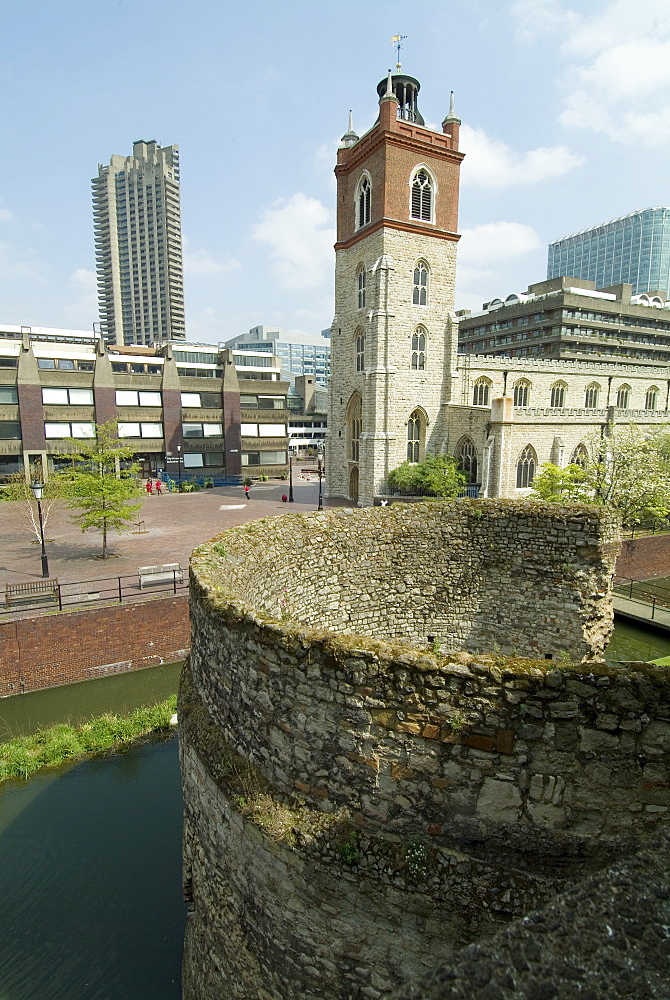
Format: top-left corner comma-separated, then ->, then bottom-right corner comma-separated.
390,34 -> 407,71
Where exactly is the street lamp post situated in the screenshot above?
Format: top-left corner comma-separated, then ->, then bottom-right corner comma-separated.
30,481 -> 49,578
288,452 -> 294,502
317,443 -> 324,511
177,444 -> 182,489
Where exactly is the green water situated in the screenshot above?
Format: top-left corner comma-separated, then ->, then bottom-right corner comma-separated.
0,662 -> 183,740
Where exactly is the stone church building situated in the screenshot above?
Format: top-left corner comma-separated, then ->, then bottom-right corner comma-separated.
326,70 -> 670,506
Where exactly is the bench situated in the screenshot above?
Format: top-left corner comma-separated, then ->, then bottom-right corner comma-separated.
138,563 -> 183,589
5,579 -> 60,606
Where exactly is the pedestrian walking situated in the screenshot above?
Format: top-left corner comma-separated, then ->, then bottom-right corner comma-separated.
155,479 -> 163,496
244,484 -> 250,500
145,479 -> 153,495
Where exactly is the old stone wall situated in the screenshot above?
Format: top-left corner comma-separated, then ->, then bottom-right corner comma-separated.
182,502 -> 669,998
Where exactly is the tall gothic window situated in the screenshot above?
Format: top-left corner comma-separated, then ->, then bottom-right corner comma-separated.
646,386 -> 659,410
357,175 -> 371,229
571,444 -> 588,467
616,384 -> 631,409
407,409 -> 425,463
355,332 -> 365,372
473,379 -> 490,406
513,380 -> 530,407
413,261 -> 428,305
550,381 -> 566,408
585,383 -> 600,408
357,266 -> 366,309
516,445 -> 536,488
411,327 -> 426,370
457,438 -> 478,484
347,394 -> 362,462
410,169 -> 432,221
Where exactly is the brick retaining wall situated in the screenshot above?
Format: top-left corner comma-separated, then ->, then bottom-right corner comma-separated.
0,595 -> 190,697
616,532 -> 670,581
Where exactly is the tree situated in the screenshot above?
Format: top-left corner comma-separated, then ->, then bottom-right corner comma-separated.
0,473 -> 67,543
531,425 -> 670,526
387,454 -> 466,498
61,421 -> 143,558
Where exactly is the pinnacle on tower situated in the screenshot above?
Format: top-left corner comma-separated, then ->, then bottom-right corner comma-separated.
442,91 -> 461,126
339,110 -> 359,149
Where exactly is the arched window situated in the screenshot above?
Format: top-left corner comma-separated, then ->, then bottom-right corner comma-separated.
516,445 -> 536,488
413,261 -> 428,305
550,381 -> 566,408
357,175 -> 371,229
355,332 -> 365,372
585,383 -> 600,408
410,169 -> 432,221
473,378 -> 490,406
357,266 -> 366,309
347,394 -> 362,463
616,384 -> 631,409
571,444 -> 588,467
457,438 -> 478,484
513,380 -> 530,407
411,327 -> 426,370
646,386 -> 659,410
407,409 -> 425,463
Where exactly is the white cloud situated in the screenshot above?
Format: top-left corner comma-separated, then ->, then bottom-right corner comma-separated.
458,221 -> 542,267
513,0 -> 670,145
0,208 -> 12,224
459,124 -> 583,188
183,249 -> 241,276
252,193 -> 335,290
70,267 -> 96,290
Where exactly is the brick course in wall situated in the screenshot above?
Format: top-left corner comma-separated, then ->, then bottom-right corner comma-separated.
0,595 -> 190,696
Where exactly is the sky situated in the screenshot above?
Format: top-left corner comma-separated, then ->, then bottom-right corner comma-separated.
2,0 -> 670,344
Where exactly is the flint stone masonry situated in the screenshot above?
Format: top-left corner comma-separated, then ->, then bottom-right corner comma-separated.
181,502 -> 669,1000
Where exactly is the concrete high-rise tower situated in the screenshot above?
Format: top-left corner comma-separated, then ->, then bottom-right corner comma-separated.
92,140 -> 186,346
327,72 -> 463,505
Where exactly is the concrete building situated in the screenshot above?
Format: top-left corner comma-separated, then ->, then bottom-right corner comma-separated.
223,325 -> 331,385
548,207 -> 670,298
326,71 -> 670,506
92,140 -> 186,347
0,325 -> 289,484
456,276 -> 670,365
286,374 -> 327,456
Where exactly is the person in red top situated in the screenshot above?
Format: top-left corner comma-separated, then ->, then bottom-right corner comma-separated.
244,485 -> 250,499
155,479 -> 163,495
145,479 -> 153,495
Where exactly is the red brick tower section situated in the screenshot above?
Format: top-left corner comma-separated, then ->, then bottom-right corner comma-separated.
328,71 -> 464,506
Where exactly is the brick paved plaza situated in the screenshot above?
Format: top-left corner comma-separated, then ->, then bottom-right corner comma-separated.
0,472 -> 339,587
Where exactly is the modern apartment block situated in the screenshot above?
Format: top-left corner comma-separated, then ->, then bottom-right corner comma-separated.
92,140 -> 186,347
223,325 -> 331,385
456,277 -> 670,365
0,326 -> 289,483
548,208 -> 670,298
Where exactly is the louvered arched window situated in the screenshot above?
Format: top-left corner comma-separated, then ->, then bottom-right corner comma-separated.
357,266 -> 366,309
413,261 -> 428,305
550,382 -> 566,408
516,445 -> 536,488
347,394 -> 362,462
410,169 -> 432,221
457,438 -> 478,484
616,384 -> 631,409
411,327 -> 426,370
473,379 -> 490,406
357,175 -> 371,229
355,331 -> 365,372
407,409 -> 426,463
646,386 -> 659,410
585,383 -> 600,408
513,380 -> 530,407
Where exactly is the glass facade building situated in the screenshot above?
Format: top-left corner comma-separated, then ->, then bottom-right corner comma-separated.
547,208 -> 670,298
223,326 -> 331,385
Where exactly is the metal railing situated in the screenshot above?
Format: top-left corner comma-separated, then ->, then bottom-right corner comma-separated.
613,577 -> 670,621
1,570 -> 188,620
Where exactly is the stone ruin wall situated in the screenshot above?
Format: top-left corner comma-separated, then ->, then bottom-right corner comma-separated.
181,502 -> 670,1000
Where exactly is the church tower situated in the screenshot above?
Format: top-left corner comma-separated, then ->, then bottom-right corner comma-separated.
327,71 -> 464,505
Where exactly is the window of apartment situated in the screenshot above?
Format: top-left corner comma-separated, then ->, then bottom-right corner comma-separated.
413,261 -> 428,305
176,368 -> 222,379
0,421 -> 20,439
411,327 -> 426,370
115,390 -> 162,407
0,387 -> 18,404
516,445 -> 536,488
183,452 -> 224,468
42,388 -> 94,405
44,422 -> 95,439
410,169 -> 432,221
242,450 -> 286,466
550,382 -> 566,408
472,379 -> 491,406
513,380 -> 530,407
357,266 -> 366,309
240,423 -> 286,437
182,422 -> 223,438
0,357 -> 18,368
616,384 -> 631,409
117,422 -> 164,438
258,396 -> 285,409
646,386 -> 659,410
